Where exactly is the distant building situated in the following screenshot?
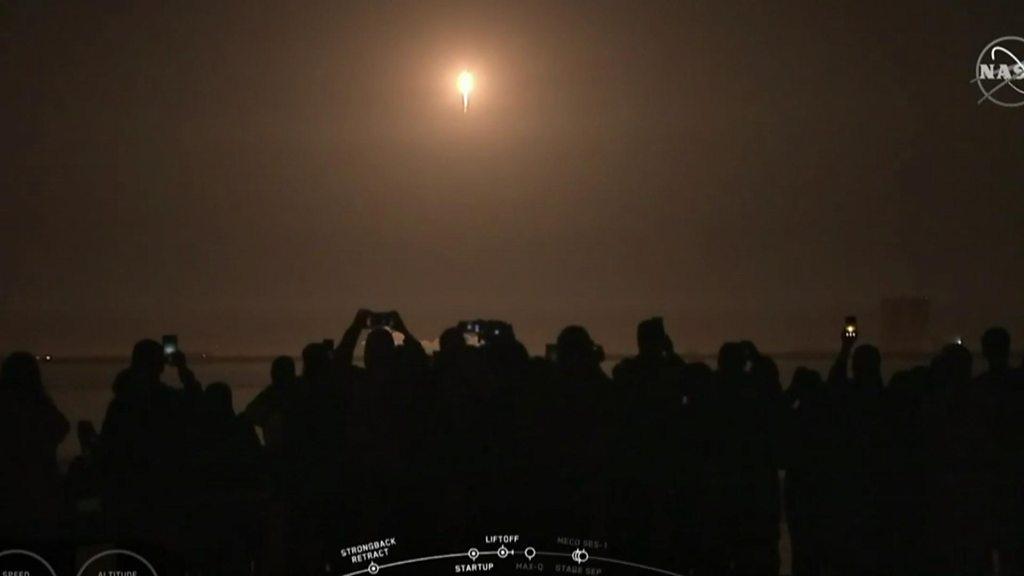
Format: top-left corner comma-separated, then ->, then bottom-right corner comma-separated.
880,297 -> 930,353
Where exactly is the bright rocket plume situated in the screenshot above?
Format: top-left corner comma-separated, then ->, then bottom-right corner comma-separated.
458,70 -> 474,112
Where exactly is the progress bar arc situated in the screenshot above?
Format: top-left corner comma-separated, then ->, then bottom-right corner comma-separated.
338,547 -> 687,576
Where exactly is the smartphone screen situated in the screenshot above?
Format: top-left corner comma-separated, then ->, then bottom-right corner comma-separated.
162,334 -> 178,358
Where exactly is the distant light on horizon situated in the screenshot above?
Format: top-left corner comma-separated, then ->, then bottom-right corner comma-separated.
458,70 -> 474,113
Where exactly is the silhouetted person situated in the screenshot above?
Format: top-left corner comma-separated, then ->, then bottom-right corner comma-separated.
670,360 -> 713,571
188,382 -> 263,575
433,326 -> 470,380
288,342 -> 345,467
0,352 -> 70,547
698,341 -> 781,576
97,340 -> 203,574
244,355 -> 296,458
241,356 -> 297,575
878,366 -> 929,575
533,326 -> 611,540
336,310 -> 432,554
552,325 -> 608,385
423,326 -> 485,546
1004,356 -> 1024,576
429,321 -> 528,545
919,343 -> 994,574
979,327 -> 1012,395
612,316 -> 685,387
479,321 -> 532,389
335,310 -> 428,392
280,342 -> 346,575
195,383 -> 262,472
977,327 -> 1024,574
822,329 -> 884,575
100,342 -> 201,474
611,318 -> 691,569
782,368 -> 831,576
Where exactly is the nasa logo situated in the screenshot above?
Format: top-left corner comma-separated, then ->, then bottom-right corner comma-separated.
973,36 -> 1024,107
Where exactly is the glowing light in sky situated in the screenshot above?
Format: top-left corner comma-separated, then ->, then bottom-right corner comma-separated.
458,70 -> 474,112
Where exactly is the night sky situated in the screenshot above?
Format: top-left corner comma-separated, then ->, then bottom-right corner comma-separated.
2,1 -> 1023,356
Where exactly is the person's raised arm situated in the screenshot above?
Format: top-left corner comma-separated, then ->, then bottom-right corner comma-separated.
336,309 -> 371,367
828,329 -> 857,385
170,351 -> 202,416
170,351 -> 201,395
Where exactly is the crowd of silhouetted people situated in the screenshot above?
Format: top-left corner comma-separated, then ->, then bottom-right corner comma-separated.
3,311 -> 1024,576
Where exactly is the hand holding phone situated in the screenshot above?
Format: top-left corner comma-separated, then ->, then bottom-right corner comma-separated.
168,350 -> 187,368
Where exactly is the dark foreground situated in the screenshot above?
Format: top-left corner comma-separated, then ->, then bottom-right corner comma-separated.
3,312 -> 1023,576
